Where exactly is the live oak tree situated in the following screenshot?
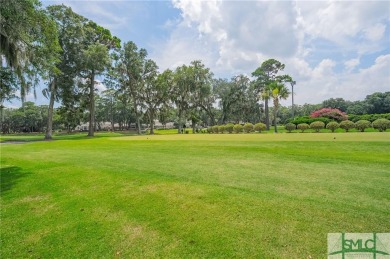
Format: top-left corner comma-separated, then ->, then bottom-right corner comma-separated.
172,64 -> 192,134
1,0 -> 60,103
115,41 -> 147,134
81,43 -> 110,137
45,5 -> 88,139
141,68 -> 173,134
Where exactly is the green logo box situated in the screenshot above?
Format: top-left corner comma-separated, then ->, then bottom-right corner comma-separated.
328,233 -> 390,259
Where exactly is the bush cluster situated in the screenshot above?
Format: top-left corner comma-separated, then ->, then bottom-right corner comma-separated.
348,113 -> 390,122
205,118 -> 389,134
206,123 -> 266,134
290,118 -> 389,133
310,121 -> 325,132
285,123 -> 296,133
289,116 -> 332,126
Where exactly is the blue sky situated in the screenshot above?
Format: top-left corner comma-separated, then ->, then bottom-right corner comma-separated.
9,0 -> 390,107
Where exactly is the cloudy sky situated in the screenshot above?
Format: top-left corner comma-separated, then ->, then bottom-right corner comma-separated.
18,0 -> 390,106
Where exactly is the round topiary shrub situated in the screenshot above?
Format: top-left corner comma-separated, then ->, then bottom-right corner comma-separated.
233,124 -> 243,133
310,121 -> 325,133
339,120 -> 355,132
225,123 -> 234,133
284,123 -> 296,133
243,123 -> 254,133
207,127 -> 213,134
372,118 -> 390,132
355,120 -> 371,132
212,125 -> 219,134
326,121 -> 339,132
218,125 -> 225,134
254,123 -> 266,133
297,123 -> 309,133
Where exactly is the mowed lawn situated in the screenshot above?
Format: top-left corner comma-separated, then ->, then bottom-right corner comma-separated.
1,133 -> 389,258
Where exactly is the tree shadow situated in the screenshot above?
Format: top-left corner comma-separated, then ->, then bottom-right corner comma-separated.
0,166 -> 31,195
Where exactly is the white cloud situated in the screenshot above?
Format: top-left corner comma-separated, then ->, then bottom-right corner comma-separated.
152,0 -> 390,105
288,55 -> 390,105
344,58 -> 360,72
296,1 -> 389,54
155,0 -> 299,76
363,23 -> 386,41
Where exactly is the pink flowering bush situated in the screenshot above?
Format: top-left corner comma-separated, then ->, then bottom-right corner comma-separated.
310,108 -> 348,122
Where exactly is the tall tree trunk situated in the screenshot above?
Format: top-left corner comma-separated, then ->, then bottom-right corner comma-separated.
88,73 -> 95,137
274,102 -> 278,133
177,109 -> 182,134
110,100 -> 114,132
291,85 -> 294,118
45,79 -> 56,140
0,103 -> 4,134
149,110 -> 155,135
265,98 -> 270,130
192,120 -> 196,134
132,96 -> 141,135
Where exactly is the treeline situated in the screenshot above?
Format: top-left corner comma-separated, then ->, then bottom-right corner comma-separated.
1,1 -> 390,138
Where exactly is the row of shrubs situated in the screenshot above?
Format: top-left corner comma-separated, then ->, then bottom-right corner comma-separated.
285,119 -> 390,132
289,113 -> 390,125
207,123 -> 267,133
205,119 -> 390,134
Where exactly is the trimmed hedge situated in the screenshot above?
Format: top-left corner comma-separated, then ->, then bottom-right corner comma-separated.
372,118 -> 390,132
297,123 -> 309,132
339,120 -> 355,132
355,120 -> 371,132
310,121 -> 325,132
243,123 -> 254,133
254,123 -> 266,133
218,125 -> 225,134
233,124 -> 243,133
225,123 -> 234,134
285,123 -> 296,133
348,113 -> 390,122
326,121 -> 339,132
289,116 -> 331,126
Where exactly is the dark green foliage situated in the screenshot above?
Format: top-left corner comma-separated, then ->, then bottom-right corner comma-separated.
372,119 -> 390,132
284,123 -> 296,133
339,120 -> 355,132
355,120 -> 371,132
348,113 -> 390,122
310,121 -> 325,132
326,121 -> 339,132
212,125 -> 219,134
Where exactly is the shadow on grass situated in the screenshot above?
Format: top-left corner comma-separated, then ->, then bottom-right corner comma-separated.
0,166 -> 31,195
0,131 -> 140,142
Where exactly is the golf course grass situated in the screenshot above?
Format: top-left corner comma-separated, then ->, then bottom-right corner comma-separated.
1,132 -> 389,258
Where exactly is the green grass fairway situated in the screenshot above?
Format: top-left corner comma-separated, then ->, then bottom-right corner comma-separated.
1,133 -> 389,258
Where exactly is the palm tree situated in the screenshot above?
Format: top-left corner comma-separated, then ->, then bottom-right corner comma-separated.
290,80 -> 296,118
269,82 -> 290,133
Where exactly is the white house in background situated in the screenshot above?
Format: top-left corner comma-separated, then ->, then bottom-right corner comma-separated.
75,122 -> 118,131
75,120 -> 175,131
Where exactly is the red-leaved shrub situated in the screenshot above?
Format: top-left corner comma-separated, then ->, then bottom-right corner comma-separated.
310,108 -> 348,122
